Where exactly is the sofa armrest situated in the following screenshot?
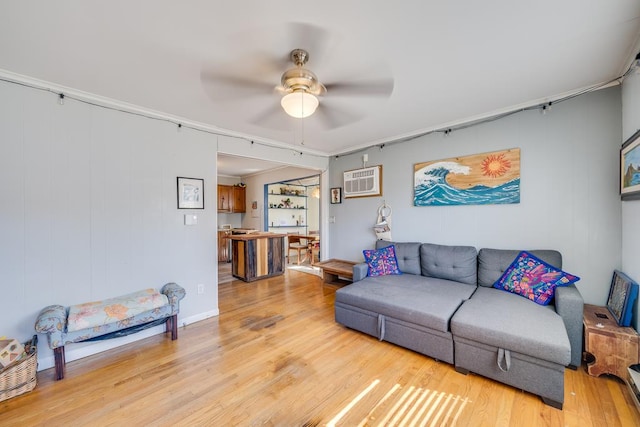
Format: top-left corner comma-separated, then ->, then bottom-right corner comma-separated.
34,305 -> 67,349
161,282 -> 186,314
352,263 -> 369,282
554,284 -> 584,368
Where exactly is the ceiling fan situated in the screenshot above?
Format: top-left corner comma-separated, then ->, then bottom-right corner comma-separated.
200,23 -> 394,130
277,48 -> 325,118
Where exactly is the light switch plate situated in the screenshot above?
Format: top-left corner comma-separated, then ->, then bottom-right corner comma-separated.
184,214 -> 198,225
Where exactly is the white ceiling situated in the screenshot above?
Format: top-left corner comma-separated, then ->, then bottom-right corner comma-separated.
1,1 -> 640,157
217,153 -> 287,177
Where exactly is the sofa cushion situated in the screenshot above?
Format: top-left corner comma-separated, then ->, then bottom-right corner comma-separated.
478,248 -> 562,288
335,274 -> 476,333
67,289 -> 169,332
493,251 -> 580,305
63,304 -> 173,346
420,243 -> 477,285
376,241 -> 421,275
363,245 -> 402,277
450,287 -> 571,366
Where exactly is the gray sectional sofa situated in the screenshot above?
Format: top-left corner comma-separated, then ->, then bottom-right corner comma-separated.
334,241 -> 584,409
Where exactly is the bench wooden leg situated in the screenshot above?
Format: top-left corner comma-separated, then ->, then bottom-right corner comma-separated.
166,314 -> 178,340
54,346 -> 66,380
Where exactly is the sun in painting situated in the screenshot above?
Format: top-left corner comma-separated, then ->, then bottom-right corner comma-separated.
481,153 -> 511,178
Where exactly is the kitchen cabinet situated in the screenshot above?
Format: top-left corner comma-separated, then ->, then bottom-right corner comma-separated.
232,186 -> 246,213
217,185 -> 246,213
218,185 -> 232,212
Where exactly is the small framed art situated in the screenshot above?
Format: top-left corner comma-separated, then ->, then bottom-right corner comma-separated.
177,177 -> 204,209
607,270 -> 639,327
621,129 -> 640,200
330,187 -> 342,204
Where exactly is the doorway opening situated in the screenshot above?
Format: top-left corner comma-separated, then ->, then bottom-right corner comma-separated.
217,153 -> 322,282
265,174 -> 320,265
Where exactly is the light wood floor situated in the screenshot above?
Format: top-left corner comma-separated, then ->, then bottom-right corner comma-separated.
218,261 -> 233,284
2,270 -> 639,426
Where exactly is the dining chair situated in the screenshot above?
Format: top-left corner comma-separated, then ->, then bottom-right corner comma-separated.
287,232 -> 307,264
308,238 -> 320,265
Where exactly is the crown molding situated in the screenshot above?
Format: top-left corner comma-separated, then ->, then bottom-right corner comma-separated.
0,69 -> 329,159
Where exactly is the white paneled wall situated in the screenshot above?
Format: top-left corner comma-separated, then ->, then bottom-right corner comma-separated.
328,87 -> 623,309
0,80 -> 218,369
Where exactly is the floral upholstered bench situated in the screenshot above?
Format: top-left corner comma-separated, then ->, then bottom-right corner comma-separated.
35,283 -> 186,380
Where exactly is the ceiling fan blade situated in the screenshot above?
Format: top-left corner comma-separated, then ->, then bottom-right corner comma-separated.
313,102 -> 363,130
324,79 -> 395,98
201,70 -> 276,101
201,71 -> 274,91
237,50 -> 291,76
200,47 -> 292,101
250,103 -> 295,131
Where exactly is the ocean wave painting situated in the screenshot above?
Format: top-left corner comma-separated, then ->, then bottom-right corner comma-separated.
414,149 -> 520,206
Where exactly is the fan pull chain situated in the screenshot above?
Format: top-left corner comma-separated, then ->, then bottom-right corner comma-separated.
300,92 -> 305,145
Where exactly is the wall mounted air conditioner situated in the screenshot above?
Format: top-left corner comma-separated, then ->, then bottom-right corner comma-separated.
343,165 -> 383,199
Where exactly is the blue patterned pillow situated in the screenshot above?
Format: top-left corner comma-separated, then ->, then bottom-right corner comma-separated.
493,251 -> 580,305
363,245 -> 402,277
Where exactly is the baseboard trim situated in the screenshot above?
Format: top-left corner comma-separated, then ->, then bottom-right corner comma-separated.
180,309 -> 219,327
36,309 -> 220,372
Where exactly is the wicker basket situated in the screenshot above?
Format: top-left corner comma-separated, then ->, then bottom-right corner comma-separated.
0,335 -> 37,402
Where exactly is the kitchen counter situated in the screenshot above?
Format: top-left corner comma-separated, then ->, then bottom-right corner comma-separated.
229,228 -> 258,234
218,229 -> 261,263
229,233 -> 285,282
228,232 -> 285,241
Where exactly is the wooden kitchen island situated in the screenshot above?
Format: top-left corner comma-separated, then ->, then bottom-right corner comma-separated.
229,232 -> 286,282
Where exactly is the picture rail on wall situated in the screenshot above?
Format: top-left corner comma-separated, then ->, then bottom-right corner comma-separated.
177,177 -> 204,209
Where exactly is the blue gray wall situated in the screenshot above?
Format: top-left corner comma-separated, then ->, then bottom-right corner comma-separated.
622,70 -> 640,330
328,87 -> 623,311
2,70 -> 635,375
0,80 -> 221,368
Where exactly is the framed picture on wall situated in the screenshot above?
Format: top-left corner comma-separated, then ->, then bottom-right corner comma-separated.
621,129 -> 640,200
330,187 -> 342,204
177,177 -> 204,209
606,270 -> 639,327
414,149 -> 520,206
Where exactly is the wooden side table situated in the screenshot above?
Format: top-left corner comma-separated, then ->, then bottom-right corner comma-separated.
313,259 -> 356,285
583,304 -> 640,380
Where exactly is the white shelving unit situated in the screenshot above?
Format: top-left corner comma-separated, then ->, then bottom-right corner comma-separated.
266,183 -> 308,234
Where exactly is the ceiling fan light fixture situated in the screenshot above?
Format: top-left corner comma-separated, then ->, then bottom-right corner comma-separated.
281,91 -> 319,118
